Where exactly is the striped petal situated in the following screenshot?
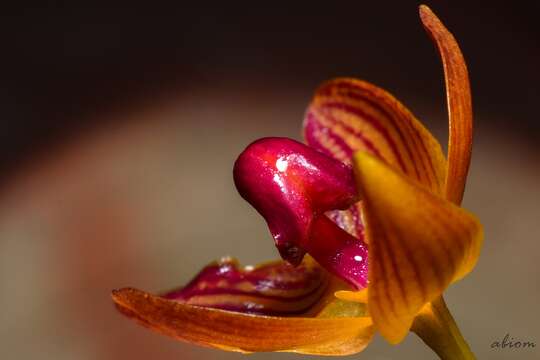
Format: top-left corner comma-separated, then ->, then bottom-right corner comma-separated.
161,257 -> 331,316
353,152 -> 483,344
420,5 -> 473,205
112,287 -> 374,355
304,78 -> 447,195
304,78 -> 448,240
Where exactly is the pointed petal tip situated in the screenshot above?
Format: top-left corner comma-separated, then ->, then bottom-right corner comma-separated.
111,288 -> 124,303
111,287 -> 133,303
418,5 -> 446,37
418,4 -> 433,18
419,5 -> 449,32
112,287 -> 143,315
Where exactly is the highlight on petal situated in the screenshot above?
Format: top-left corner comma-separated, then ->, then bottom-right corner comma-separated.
420,5 -> 473,205
304,78 -> 447,195
162,257 -> 331,316
353,152 -> 483,344
112,288 -> 374,355
234,137 -> 368,288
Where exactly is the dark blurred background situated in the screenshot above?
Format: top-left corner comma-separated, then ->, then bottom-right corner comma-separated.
2,1 -> 539,174
1,1 -> 539,359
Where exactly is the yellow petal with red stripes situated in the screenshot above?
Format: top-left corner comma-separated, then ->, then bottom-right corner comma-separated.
353,152 -> 482,344
304,78 -> 447,195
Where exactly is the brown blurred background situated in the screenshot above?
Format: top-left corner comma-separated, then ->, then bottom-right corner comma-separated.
1,1 -> 539,359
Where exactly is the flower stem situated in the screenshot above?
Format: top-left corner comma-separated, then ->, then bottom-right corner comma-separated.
411,296 -> 476,360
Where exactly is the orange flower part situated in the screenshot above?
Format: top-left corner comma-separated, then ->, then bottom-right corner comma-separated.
111,5 -> 482,358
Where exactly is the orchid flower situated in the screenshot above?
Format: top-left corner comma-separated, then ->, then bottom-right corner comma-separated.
112,5 -> 483,359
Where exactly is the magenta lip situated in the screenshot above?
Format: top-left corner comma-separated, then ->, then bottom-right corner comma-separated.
233,137 -> 368,289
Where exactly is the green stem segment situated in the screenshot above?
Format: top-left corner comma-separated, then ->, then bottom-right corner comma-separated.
412,296 -> 476,360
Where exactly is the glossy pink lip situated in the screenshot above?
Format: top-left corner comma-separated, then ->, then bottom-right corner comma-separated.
233,137 -> 368,289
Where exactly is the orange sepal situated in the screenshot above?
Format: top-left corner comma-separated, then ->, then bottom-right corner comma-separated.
420,5 -> 473,205
353,152 -> 483,344
112,288 -> 374,356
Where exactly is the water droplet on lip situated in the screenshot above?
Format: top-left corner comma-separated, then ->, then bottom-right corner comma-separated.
354,255 -> 363,262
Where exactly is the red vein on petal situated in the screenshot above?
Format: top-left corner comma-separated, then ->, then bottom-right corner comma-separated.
377,223 -> 408,322
336,80 -> 439,191
326,81 -> 422,173
306,78 -> 447,196
305,109 -> 383,162
320,101 -> 409,174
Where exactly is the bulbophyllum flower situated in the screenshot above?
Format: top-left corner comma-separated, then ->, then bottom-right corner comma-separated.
112,5 -> 483,359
